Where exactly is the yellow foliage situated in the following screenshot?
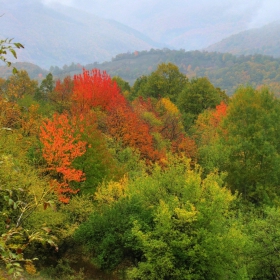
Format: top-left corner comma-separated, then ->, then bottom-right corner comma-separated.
94,175 -> 128,205
174,204 -> 197,223
20,103 -> 42,136
0,97 -> 21,128
157,98 -> 179,115
4,70 -> 38,101
25,262 -> 37,275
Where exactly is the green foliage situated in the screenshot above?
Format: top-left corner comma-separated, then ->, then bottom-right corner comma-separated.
75,158 -> 247,278
132,63 -> 188,102
112,76 -> 131,93
0,38 -> 24,74
193,107 -> 229,176
26,195 -> 93,243
0,150 -> 57,278
42,258 -> 85,280
127,162 -> 246,280
131,75 -> 149,100
84,49 -> 280,95
35,73 -> 55,101
73,119 -> 121,195
74,196 -> 153,270
106,137 -> 146,180
177,77 -> 224,129
245,207 -> 280,279
220,86 -> 280,204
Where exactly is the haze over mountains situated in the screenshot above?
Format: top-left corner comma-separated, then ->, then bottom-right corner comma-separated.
1,0 -> 280,69
0,0 -> 163,68
206,21 -> 280,58
60,0 -> 280,50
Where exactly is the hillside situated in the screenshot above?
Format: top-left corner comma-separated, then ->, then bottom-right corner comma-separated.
2,49 -> 280,96
0,0 -> 162,69
205,21 -> 280,58
84,49 -> 280,95
0,62 -> 48,80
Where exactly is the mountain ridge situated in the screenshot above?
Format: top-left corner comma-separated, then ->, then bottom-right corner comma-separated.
0,0 -> 163,69
205,21 -> 280,58
2,49 -> 280,97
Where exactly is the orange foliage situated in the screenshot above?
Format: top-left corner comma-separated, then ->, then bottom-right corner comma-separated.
50,76 -> 74,112
20,104 -> 42,136
40,113 -> 87,203
107,103 -> 162,163
132,97 -> 196,161
132,97 -> 161,131
211,101 -> 227,127
0,97 -> 21,128
193,101 -> 228,149
172,134 -> 197,160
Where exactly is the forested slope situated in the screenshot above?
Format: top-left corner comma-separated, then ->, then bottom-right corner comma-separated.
86,49 -> 280,95
2,49 -> 280,96
1,63 -> 280,279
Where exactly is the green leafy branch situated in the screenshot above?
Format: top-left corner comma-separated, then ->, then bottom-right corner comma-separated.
0,38 -> 24,74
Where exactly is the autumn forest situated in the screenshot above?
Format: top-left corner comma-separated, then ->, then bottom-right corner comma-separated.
1,59 -> 280,279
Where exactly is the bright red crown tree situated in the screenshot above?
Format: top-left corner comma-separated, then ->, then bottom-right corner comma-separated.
72,69 -> 126,114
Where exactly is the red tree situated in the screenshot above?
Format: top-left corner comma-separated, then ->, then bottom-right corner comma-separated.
72,69 -> 126,114
72,69 -> 163,163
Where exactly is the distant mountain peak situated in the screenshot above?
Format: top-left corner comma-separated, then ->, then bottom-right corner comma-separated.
205,21 -> 280,58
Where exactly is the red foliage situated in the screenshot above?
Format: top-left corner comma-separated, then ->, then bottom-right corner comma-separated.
40,113 -> 87,203
72,69 -> 164,163
72,69 -> 126,114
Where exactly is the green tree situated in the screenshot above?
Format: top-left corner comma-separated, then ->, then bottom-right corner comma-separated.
132,63 -> 188,102
35,73 -> 55,101
244,207 -> 280,279
112,76 -> 131,93
220,86 -> 280,204
75,158 -> 247,278
131,75 -> 149,100
177,77 -> 226,130
193,101 -> 228,175
73,112 -> 121,194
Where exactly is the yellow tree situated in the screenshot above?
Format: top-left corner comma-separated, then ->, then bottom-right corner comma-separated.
4,70 -> 38,101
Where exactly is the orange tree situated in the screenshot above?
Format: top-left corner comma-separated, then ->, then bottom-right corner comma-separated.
40,112 -> 87,203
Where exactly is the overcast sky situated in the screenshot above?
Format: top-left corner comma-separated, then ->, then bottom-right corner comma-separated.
42,0 -> 280,30
40,0 -> 280,50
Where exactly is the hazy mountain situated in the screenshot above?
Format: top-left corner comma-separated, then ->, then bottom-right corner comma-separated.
0,62 -> 48,80
65,0 -> 280,51
205,21 -> 280,57
0,0 -> 163,69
